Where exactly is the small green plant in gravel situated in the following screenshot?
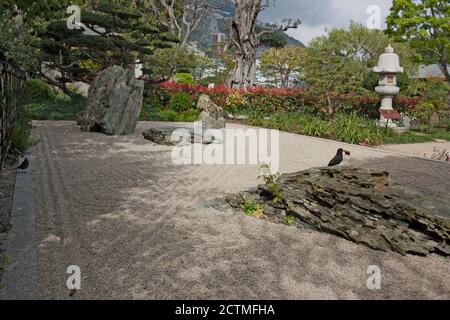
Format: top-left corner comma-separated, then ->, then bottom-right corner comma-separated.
243,199 -> 264,218
284,215 -> 296,225
259,163 -> 283,205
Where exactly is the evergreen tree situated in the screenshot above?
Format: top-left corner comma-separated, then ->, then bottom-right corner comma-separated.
36,0 -> 177,87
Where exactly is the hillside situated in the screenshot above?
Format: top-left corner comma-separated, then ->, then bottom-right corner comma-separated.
190,4 -> 305,50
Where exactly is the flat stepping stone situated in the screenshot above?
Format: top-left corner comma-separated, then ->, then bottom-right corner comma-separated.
142,127 -> 214,146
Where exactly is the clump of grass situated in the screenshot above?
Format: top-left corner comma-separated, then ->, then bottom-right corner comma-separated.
385,129 -> 450,144
245,111 -> 392,146
332,112 -> 390,145
24,96 -> 85,121
21,78 -> 86,121
140,104 -> 200,122
259,163 -> 283,204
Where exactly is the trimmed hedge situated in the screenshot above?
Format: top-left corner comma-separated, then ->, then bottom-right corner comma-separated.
156,81 -> 420,119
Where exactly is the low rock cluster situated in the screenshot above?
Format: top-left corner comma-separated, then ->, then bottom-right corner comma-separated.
142,94 -> 225,145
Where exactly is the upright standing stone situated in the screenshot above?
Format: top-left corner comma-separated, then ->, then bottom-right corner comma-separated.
79,65 -> 144,135
197,94 -> 225,131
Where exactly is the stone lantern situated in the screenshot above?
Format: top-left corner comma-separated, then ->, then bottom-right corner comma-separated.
373,45 -> 404,125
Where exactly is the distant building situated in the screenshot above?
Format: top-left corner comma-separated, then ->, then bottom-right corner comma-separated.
212,33 -> 227,54
212,33 -> 227,45
134,59 -> 144,79
415,64 -> 450,79
186,41 -> 206,57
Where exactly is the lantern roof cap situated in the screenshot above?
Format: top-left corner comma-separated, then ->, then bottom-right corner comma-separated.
385,44 -> 394,53
373,44 -> 404,74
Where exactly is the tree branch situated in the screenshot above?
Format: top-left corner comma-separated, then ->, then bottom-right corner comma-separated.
257,19 -> 301,38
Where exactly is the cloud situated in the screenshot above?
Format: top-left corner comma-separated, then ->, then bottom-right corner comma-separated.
259,0 -> 393,45
286,25 -> 328,45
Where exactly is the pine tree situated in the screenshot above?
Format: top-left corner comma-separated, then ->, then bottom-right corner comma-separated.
35,1 -> 177,88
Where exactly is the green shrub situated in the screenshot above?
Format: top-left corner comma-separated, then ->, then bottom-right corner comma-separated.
159,109 -> 179,122
299,115 -> 331,137
173,73 -> 196,85
406,79 -> 449,133
19,78 -> 86,121
24,96 -> 85,120
421,79 -> 450,104
409,100 -> 445,133
22,78 -> 56,102
140,99 -> 200,122
245,111 -> 392,145
180,108 -> 201,122
333,112 -> 390,145
170,92 -> 194,112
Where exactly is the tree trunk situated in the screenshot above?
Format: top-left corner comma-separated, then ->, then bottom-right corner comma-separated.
440,59 -> 450,109
229,53 -> 257,88
281,71 -> 290,88
228,0 -> 262,89
326,94 -> 333,116
439,59 -> 450,84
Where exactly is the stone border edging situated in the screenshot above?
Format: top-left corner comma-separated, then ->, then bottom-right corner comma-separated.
0,158 -> 37,300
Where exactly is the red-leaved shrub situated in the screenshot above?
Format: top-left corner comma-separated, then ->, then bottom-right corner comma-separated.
154,81 -> 420,118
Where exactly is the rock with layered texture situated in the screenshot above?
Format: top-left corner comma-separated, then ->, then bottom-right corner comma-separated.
79,66 -> 144,135
225,167 -> 450,256
142,127 -> 214,145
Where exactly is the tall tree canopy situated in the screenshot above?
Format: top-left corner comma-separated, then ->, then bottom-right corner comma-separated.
0,5 -> 39,69
386,0 -> 450,83
12,0 -> 178,93
227,0 -> 300,88
259,46 -> 305,88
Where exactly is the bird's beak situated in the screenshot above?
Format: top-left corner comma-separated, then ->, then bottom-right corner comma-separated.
344,150 -> 351,156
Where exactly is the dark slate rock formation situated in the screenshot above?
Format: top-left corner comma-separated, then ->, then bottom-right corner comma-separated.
225,167 -> 450,256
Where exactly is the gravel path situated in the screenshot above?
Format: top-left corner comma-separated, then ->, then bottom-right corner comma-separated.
378,141 -> 450,160
30,121 -> 449,299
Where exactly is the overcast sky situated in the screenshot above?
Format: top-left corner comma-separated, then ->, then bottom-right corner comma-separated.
259,0 -> 393,45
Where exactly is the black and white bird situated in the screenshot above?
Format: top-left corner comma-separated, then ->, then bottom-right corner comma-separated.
16,156 -> 29,171
328,148 -> 351,167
